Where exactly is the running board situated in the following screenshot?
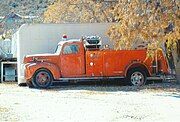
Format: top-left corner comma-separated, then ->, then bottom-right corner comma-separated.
54,76 -> 125,82
147,77 -> 162,80
147,75 -> 176,81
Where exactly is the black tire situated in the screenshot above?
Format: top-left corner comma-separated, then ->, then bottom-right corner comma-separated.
32,69 -> 53,89
26,80 -> 34,88
127,68 -> 147,86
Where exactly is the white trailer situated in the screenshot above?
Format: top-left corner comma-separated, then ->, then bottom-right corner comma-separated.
14,23 -> 113,85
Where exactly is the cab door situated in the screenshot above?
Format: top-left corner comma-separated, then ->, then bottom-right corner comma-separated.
60,43 -> 85,77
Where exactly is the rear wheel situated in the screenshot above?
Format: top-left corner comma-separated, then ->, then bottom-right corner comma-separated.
32,69 -> 53,89
127,68 -> 146,86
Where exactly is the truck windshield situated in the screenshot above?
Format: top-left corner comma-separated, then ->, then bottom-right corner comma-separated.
55,45 -> 62,54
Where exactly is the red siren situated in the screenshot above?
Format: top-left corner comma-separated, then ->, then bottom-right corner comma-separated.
62,34 -> 67,41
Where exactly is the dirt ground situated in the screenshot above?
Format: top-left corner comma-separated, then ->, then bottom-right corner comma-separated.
0,81 -> 180,122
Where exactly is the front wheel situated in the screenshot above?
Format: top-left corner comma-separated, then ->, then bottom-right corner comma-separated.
26,80 -> 34,88
32,69 -> 53,89
127,68 -> 146,86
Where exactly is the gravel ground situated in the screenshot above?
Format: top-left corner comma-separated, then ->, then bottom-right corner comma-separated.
0,82 -> 180,122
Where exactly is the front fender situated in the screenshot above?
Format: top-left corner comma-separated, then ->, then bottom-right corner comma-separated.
24,62 -> 60,80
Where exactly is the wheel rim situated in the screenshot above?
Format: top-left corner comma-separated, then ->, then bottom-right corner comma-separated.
130,71 -> 144,86
36,71 -> 50,87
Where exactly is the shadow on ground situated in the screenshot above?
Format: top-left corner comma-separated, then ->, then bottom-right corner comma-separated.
48,79 -> 180,95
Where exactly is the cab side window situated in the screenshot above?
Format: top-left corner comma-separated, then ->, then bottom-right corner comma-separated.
63,44 -> 79,54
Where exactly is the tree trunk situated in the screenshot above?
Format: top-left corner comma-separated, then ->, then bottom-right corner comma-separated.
174,40 -> 180,84
175,61 -> 180,84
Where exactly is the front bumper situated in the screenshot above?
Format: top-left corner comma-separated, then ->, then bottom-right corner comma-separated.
23,63 -> 33,81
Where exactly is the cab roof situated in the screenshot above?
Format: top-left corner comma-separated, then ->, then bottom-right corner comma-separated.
58,39 -> 80,45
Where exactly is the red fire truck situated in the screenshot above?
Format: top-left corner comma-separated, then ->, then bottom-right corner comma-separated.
23,36 -> 170,88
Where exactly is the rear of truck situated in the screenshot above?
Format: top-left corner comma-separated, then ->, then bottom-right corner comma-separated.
85,49 -> 170,86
